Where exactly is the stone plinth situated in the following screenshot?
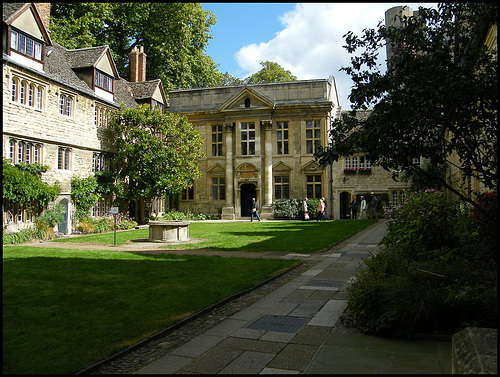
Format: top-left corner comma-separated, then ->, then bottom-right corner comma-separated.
452,327 -> 497,374
148,221 -> 190,242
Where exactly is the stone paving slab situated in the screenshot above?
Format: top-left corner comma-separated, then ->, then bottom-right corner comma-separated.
307,299 -> 348,327
219,351 -> 276,374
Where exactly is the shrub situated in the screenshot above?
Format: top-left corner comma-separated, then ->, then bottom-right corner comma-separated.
273,198 -> 318,220
160,210 -> 208,221
347,189 -> 497,338
109,212 -> 137,230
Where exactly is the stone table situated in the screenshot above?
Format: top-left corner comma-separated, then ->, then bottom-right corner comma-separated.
148,221 -> 190,243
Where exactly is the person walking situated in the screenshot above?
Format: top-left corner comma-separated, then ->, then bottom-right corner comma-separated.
251,198 -> 261,222
359,196 -> 367,219
369,192 -> 379,220
317,197 -> 326,221
303,197 -> 309,220
350,195 -> 358,219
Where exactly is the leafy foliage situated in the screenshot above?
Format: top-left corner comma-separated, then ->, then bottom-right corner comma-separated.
273,198 -> 319,220
348,190 -> 497,337
3,158 -> 61,209
49,3 -> 224,91
70,176 -> 100,222
111,105 -> 204,223
315,3 -> 497,208
245,61 -> 297,84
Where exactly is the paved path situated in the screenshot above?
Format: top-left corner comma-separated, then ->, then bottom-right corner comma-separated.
131,220 -> 452,374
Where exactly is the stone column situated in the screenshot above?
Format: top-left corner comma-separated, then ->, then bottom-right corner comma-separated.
221,122 -> 235,220
261,120 -> 274,219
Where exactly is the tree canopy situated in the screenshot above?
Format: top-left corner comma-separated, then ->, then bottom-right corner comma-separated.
110,105 -> 204,223
315,3 -> 497,207
244,61 -> 297,84
50,2 -> 224,91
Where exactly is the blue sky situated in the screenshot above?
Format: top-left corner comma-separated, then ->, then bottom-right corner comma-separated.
201,3 -> 437,110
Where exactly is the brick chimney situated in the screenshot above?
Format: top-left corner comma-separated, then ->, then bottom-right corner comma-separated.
35,3 -> 51,32
129,46 -> 147,82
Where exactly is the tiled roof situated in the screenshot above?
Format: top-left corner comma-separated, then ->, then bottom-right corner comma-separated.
127,79 -> 162,99
66,45 -> 108,69
2,3 -> 27,22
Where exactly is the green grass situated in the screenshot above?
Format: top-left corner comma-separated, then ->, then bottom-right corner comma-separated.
53,220 -> 377,253
3,220 -> 376,373
3,247 -> 298,374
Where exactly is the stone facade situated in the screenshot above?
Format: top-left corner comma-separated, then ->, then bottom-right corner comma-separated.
3,3 -> 166,233
168,83 -> 408,220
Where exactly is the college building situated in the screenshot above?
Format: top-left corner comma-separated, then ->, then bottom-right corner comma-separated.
168,83 -> 408,220
3,3 -> 166,233
4,2 -> 413,234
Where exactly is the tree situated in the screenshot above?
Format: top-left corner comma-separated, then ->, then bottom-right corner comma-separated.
110,105 -> 205,224
315,3 -> 497,210
50,3 -> 222,91
245,61 -> 297,84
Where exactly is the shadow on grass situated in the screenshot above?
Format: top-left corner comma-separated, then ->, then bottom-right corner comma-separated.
3,251 -> 297,374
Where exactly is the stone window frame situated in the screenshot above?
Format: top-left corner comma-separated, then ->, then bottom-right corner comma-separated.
181,181 -> 195,201
276,121 -> 289,155
57,147 -> 72,170
305,120 -> 321,155
10,75 -> 44,110
211,125 -> 224,157
274,174 -> 290,200
211,176 -> 226,201
306,174 -> 322,199
9,138 -> 42,164
240,122 -> 256,156
59,93 -> 73,117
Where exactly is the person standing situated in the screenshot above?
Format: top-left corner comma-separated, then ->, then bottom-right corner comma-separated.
251,198 -> 261,222
359,196 -> 367,219
350,195 -> 358,219
317,197 -> 325,221
369,192 -> 379,220
303,197 -> 309,220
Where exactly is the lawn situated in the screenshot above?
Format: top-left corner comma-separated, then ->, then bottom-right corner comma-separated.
3,247 -> 299,374
53,220 -> 377,253
3,220 -> 376,374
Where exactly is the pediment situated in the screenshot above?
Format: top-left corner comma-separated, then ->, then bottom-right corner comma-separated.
207,163 -> 225,175
273,161 -> 293,172
219,86 -> 275,112
302,160 -> 324,173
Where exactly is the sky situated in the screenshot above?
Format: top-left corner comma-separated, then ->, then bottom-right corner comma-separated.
201,3 -> 438,110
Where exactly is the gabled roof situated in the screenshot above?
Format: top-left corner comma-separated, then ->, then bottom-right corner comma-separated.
127,79 -> 163,100
3,2 -> 52,45
67,45 -> 119,78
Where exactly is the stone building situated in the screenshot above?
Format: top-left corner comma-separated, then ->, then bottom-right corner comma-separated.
168,81 -> 408,220
3,3 -> 166,233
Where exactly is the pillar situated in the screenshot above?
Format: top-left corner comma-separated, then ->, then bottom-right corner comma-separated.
221,122 -> 235,220
261,120 -> 274,219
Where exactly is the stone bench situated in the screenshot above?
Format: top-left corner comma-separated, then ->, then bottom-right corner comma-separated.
148,221 -> 190,242
452,327 -> 497,374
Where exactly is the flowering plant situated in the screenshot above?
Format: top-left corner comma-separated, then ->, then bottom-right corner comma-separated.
343,168 -> 356,174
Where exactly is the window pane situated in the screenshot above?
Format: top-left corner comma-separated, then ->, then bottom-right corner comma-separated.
11,30 -> 18,49
34,42 -> 42,60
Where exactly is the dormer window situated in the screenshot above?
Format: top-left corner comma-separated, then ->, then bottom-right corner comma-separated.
95,70 -> 114,92
10,29 -> 43,61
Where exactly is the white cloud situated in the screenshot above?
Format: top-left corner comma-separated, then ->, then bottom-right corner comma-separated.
235,3 -> 436,109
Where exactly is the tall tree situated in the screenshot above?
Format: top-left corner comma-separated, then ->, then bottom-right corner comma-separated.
315,3 -> 497,208
50,3 -> 223,91
245,61 -> 297,84
110,106 -> 205,224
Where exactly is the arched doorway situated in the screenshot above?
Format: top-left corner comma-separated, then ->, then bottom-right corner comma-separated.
240,183 -> 256,217
57,198 -> 69,234
339,192 -> 351,219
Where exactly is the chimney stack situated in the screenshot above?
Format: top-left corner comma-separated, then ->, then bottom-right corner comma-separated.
129,46 -> 147,82
35,3 -> 51,32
